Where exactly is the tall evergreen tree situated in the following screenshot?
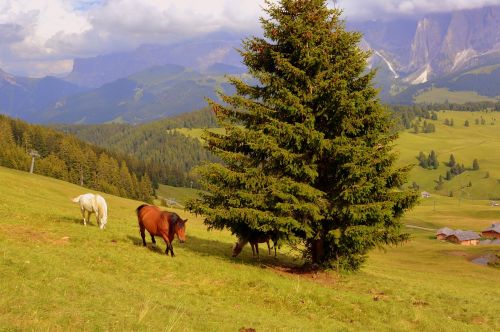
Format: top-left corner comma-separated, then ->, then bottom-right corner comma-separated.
428,150 -> 439,169
187,0 -> 418,270
472,159 -> 480,170
448,154 -> 456,167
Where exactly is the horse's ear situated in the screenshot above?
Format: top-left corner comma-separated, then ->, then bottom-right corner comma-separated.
184,219 -> 188,223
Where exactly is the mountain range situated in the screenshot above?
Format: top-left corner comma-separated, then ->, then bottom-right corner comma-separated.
0,6 -> 498,124
39,64 -> 241,124
356,6 -> 500,103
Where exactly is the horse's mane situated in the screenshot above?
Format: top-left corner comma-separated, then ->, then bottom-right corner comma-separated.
136,204 -> 149,215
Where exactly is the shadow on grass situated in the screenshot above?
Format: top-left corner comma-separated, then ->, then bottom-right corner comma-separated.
53,215 -> 97,227
126,234 -> 320,275
126,235 -> 165,255
181,235 -> 303,271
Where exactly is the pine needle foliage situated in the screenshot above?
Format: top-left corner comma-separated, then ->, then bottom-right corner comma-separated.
187,0 -> 419,271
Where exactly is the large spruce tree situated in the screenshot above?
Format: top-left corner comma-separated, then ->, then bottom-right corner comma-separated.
187,0 -> 418,271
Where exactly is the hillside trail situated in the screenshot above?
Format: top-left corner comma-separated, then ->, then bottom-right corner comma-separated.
405,224 -> 436,231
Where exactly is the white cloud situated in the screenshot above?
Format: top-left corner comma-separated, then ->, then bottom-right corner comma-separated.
337,0 -> 500,20
0,0 -> 499,77
0,0 -> 266,76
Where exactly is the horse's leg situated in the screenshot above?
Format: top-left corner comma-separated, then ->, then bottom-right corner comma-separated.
266,240 -> 271,255
80,208 -> 86,225
273,240 -> 277,258
150,235 -> 156,246
160,232 -> 173,257
139,223 -> 147,246
255,243 -> 260,258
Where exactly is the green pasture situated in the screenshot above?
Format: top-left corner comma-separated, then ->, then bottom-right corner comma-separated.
0,165 -> 499,331
156,183 -> 202,206
414,88 -> 498,104
397,110 -> 500,199
172,127 -> 225,141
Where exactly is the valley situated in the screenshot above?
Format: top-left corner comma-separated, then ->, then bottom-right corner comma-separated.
0,1 -> 499,331
0,166 -> 498,331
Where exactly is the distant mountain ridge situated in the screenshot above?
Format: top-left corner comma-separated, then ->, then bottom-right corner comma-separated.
1,6 -> 499,123
65,32 -> 245,88
38,64 -> 240,124
0,69 -> 85,120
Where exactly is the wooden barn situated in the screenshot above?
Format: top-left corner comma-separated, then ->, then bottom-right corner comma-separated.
481,222 -> 500,239
446,230 -> 480,246
436,227 -> 454,240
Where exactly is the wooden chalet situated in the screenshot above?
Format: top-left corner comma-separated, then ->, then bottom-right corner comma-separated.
481,222 -> 500,239
446,230 -> 480,246
436,227 -> 454,240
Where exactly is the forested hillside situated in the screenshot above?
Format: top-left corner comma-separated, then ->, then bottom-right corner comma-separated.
56,108 -> 220,187
0,115 -> 154,202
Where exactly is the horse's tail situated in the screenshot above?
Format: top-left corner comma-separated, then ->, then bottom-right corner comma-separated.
71,195 -> 81,203
136,204 -> 149,216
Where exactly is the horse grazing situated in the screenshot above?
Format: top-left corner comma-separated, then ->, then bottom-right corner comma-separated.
72,193 -> 108,229
136,204 -> 187,257
232,233 -> 277,258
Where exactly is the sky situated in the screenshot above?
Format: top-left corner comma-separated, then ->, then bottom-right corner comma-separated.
1,0 -> 499,77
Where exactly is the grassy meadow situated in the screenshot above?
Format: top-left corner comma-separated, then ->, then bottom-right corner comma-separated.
397,110 -> 500,199
414,87 -> 498,104
0,162 -> 499,331
156,184 -> 202,207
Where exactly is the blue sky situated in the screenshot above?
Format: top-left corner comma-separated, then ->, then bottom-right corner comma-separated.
0,0 -> 499,77
71,0 -> 103,11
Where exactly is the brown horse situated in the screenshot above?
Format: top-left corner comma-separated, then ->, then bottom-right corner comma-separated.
232,233 -> 277,258
136,204 -> 187,256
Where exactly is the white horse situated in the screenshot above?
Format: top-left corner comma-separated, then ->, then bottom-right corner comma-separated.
72,193 -> 108,229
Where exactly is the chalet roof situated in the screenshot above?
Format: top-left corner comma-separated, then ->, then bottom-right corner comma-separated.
447,230 -> 480,241
436,227 -> 454,236
483,222 -> 500,233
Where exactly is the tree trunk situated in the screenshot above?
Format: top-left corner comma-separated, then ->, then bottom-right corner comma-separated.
311,238 -> 325,264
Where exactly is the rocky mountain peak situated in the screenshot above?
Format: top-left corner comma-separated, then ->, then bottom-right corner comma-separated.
384,6 -> 500,84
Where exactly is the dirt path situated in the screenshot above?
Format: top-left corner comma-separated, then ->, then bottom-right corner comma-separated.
405,224 -> 436,231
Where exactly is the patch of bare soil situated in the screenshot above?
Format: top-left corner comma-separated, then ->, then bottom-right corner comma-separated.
266,264 -> 339,287
0,224 -> 69,245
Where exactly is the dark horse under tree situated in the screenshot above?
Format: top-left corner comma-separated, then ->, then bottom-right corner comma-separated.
136,204 -> 187,256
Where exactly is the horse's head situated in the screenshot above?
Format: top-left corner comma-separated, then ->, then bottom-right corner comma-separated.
232,240 -> 245,257
174,218 -> 187,243
99,212 -> 108,230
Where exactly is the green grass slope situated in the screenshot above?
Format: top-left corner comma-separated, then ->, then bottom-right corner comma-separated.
397,110 -> 500,199
0,166 -> 499,331
414,88 -> 498,104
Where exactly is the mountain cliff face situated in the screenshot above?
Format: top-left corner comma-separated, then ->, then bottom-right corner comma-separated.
364,6 -> 500,85
408,16 -> 448,75
440,6 -> 500,73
